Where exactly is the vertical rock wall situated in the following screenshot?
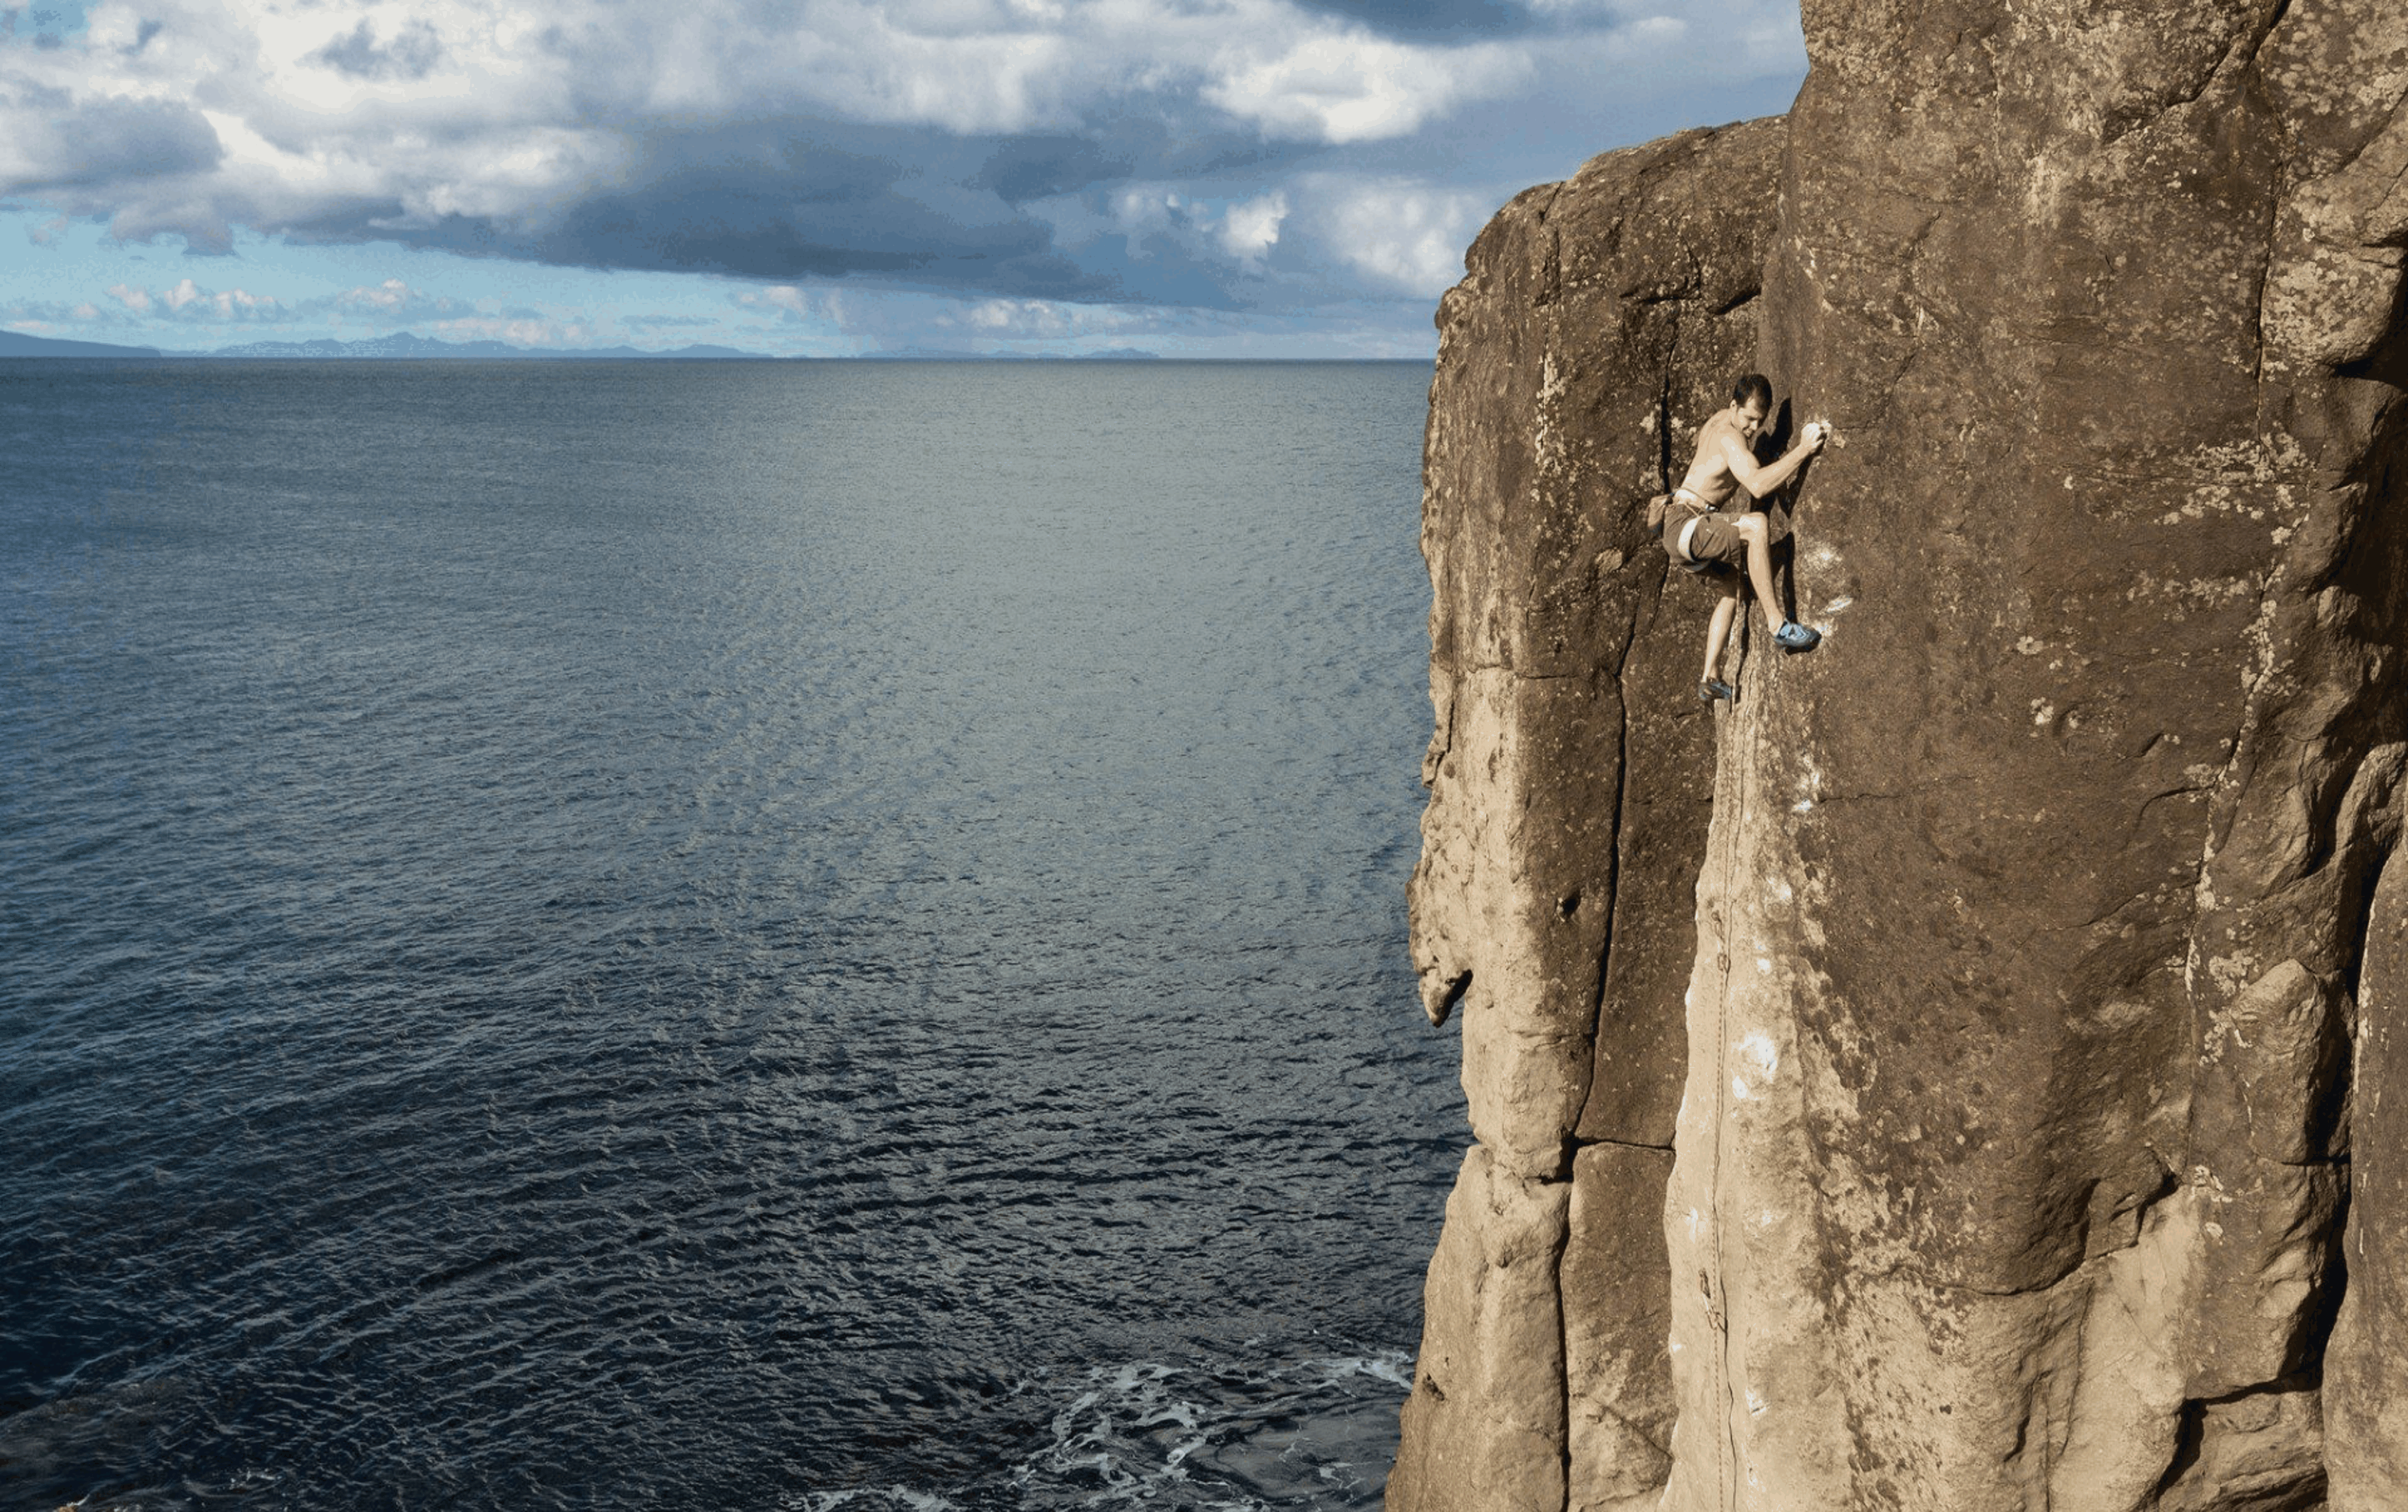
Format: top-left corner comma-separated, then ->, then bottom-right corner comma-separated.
1390,119 -> 1783,1512
1397,3 -> 2408,1509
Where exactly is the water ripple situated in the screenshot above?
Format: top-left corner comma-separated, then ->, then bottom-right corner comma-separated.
1,359 -> 1459,1510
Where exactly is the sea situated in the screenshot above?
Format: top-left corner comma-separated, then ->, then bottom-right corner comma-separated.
0,359 -> 1466,1511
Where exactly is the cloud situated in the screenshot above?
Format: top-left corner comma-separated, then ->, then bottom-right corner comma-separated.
947,296 -> 1138,338
333,277 -> 467,320
1218,190 -> 1287,265
0,92 -> 223,191
310,19 -> 444,82
3,295 -> 133,330
1305,178 -> 1489,294
103,274 -> 280,318
1202,33 -> 1529,144
735,284 -> 832,322
429,313 -> 595,348
1024,182 -> 1292,297
0,0 -> 1807,319
519,140 -> 1087,290
968,133 -> 1136,204
337,277 -> 415,312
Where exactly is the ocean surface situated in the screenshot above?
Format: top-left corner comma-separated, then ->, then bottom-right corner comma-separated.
0,360 -> 1465,1510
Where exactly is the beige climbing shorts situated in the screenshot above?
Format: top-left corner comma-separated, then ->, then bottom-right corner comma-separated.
1680,510 -> 1746,572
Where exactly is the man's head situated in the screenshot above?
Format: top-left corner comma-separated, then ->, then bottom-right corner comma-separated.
1732,373 -> 1772,440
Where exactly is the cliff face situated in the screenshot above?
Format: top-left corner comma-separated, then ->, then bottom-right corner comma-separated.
1396,4 -> 2408,1509
1391,118 -> 1783,1512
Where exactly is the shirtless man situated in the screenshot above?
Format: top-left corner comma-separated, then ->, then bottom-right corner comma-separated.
1665,373 -> 1828,701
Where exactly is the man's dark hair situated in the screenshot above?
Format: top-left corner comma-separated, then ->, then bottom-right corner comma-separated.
1733,373 -> 1773,409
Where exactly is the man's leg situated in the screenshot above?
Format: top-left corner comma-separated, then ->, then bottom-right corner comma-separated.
1735,515 -> 1786,630
1700,573 -> 1741,701
1702,581 -> 1740,685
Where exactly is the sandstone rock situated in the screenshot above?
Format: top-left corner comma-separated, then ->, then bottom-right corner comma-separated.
1563,1143 -> 1675,1512
1397,2 -> 2408,1507
2329,849 -> 2408,1509
1389,1146 -> 1572,1512
1394,118 -> 1781,1511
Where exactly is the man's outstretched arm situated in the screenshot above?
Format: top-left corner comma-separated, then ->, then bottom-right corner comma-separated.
1718,422 -> 1826,502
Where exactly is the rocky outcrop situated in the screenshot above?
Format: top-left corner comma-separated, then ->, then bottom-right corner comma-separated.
1391,118 -> 1783,1512
1395,4 -> 2408,1509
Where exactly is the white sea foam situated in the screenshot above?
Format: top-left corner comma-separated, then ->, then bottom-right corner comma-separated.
991,1350 -> 1410,1507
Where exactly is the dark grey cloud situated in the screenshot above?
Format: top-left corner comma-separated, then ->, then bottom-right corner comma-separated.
312,20 -> 444,82
311,126 -> 1096,288
969,135 -> 1136,205
966,118 -> 1298,203
4,92 -> 221,189
257,120 -> 1299,309
1289,0 -> 1534,39
538,175 -> 1126,299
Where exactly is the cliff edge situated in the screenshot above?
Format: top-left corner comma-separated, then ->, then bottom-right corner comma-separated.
1393,4 -> 2408,1509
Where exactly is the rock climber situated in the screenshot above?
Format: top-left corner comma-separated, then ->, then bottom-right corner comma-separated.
1660,372 -> 1827,701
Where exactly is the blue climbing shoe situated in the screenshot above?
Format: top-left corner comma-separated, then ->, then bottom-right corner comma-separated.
1773,620 -> 1821,653
1698,678 -> 1734,703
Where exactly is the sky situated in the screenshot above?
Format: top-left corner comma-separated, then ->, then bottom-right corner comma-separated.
0,0 -> 1806,357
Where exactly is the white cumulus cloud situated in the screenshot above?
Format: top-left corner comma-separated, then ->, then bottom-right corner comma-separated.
947,296 -> 1135,337
340,278 -> 418,312
331,277 -> 468,320
735,285 -> 834,322
1202,32 -> 1529,144
106,276 -> 280,318
430,313 -> 593,348
1306,178 -> 1489,295
1218,191 -> 1287,266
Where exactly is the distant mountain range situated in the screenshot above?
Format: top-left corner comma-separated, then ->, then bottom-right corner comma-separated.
205,332 -> 773,360
0,328 -> 1165,361
0,331 -> 165,358
855,346 -> 1162,361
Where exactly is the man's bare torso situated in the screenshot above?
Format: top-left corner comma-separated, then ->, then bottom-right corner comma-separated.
1675,404 -> 1760,510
